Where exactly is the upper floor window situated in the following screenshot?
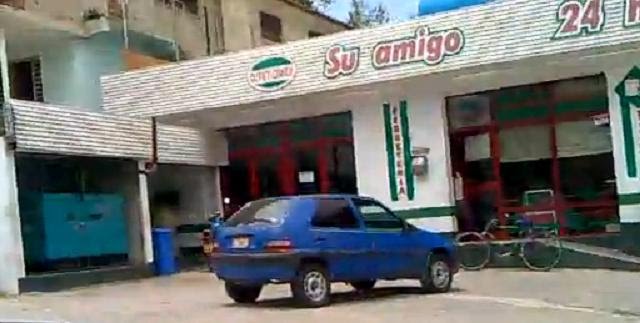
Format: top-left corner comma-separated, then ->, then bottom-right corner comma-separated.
260,12 -> 282,43
155,0 -> 198,15
182,0 -> 199,15
9,57 -> 43,102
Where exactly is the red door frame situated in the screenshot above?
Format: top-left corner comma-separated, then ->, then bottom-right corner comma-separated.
449,77 -> 617,236
228,136 -> 353,201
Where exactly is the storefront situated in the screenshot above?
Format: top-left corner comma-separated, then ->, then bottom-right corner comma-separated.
222,112 -> 357,213
449,75 -> 618,235
101,0 -> 640,253
0,99 -> 222,293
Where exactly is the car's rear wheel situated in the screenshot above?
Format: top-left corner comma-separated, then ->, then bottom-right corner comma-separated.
419,253 -> 453,294
291,264 -> 331,308
351,280 -> 376,292
224,282 -> 262,304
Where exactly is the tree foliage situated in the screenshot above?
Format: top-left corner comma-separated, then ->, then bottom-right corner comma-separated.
347,0 -> 390,28
293,0 -> 390,28
292,0 -> 334,10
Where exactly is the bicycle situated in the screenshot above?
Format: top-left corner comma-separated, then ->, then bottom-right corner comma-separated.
455,215 -> 562,271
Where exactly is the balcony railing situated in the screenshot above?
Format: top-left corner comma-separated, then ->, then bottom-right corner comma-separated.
0,0 -> 25,9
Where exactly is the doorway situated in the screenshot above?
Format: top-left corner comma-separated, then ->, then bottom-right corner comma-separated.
447,74 -> 618,236
221,113 -> 357,215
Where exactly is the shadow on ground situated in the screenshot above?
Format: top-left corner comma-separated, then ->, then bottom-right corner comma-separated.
224,287 -> 465,310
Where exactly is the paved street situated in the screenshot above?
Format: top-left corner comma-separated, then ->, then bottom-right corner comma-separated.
2,269 -> 640,323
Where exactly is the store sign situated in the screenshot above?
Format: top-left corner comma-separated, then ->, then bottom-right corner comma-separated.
554,0 -> 640,38
323,26 -> 465,78
554,0 -> 604,39
324,45 -> 360,79
372,27 -> 464,69
248,56 -> 296,92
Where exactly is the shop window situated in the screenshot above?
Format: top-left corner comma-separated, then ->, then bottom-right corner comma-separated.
499,125 -> 553,208
494,85 -> 549,123
447,94 -> 491,130
462,133 -> 494,183
448,74 -> 616,236
296,148 -> 320,194
557,119 -> 615,204
552,76 -> 608,115
9,58 -> 43,102
311,199 -> 359,229
257,155 -> 283,198
260,12 -> 283,43
328,144 -> 358,194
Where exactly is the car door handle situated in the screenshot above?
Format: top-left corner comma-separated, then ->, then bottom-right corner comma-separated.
314,237 -> 327,243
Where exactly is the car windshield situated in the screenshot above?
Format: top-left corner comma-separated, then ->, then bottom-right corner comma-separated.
224,198 -> 292,227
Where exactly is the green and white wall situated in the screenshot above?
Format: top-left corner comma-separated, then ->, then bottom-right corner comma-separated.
351,80 -> 456,233
607,66 -> 640,254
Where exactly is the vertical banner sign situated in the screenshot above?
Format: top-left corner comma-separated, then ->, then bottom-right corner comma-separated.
384,101 -> 415,201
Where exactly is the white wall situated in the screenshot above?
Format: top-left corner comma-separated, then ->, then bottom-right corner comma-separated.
0,138 -> 24,295
606,67 -> 640,224
351,82 -> 456,233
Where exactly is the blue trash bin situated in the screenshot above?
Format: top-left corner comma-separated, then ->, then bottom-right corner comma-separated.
152,228 -> 177,276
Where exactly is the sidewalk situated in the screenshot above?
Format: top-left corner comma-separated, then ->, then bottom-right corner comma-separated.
3,269 -> 640,323
0,296 -> 67,323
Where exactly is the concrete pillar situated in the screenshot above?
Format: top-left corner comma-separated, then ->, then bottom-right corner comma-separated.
0,29 -> 25,295
606,67 -> 640,255
138,162 -> 154,264
0,138 -> 25,295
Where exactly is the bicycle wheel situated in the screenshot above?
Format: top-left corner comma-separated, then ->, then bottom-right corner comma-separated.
520,231 -> 562,271
455,232 -> 491,270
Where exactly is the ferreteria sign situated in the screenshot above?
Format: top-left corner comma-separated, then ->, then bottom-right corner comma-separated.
324,25 -> 465,79
248,56 -> 296,92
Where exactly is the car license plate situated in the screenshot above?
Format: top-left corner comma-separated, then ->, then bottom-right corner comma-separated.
232,237 -> 250,249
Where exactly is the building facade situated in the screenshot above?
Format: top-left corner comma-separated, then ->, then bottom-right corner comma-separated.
102,0 -> 640,260
0,0 -> 347,295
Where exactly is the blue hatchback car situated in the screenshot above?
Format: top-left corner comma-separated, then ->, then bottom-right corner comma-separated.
207,195 -> 458,307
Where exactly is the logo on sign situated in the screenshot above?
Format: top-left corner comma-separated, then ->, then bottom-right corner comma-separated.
248,56 -> 296,91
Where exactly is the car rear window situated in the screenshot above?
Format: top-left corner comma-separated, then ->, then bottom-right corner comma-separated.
224,198 -> 292,227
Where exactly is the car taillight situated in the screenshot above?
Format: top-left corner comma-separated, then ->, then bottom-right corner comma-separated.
265,240 -> 293,253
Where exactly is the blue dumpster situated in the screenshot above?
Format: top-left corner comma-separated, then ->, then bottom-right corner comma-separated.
152,228 -> 177,276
